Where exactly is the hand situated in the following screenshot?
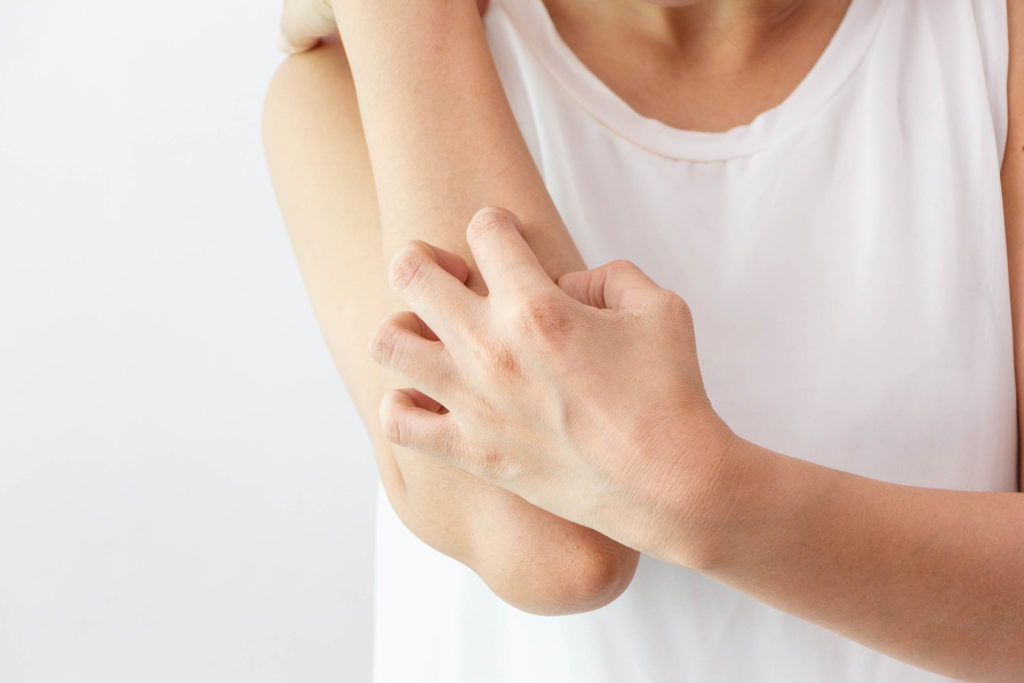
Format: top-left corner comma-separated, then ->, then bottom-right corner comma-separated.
278,0 -> 491,54
369,207 -> 739,565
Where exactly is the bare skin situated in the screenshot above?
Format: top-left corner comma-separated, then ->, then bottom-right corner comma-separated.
268,1 -> 1024,676
545,0 -> 851,131
265,0 -> 854,615
367,2 -> 1024,680
266,3 -> 634,615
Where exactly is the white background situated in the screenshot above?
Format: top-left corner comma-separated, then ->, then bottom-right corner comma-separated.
0,2 -> 377,681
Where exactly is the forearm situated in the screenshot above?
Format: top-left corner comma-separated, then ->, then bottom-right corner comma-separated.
263,36 -> 636,614
324,0 -> 641,609
684,438 -> 1024,680
331,0 -> 580,278
703,9 -> 1023,673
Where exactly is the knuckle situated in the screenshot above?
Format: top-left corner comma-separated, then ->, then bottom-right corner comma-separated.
369,320 -> 402,366
480,339 -> 520,378
432,350 -> 459,393
659,290 -> 693,322
468,322 -> 521,381
514,295 -> 574,342
388,242 -> 431,291
380,401 -> 408,445
475,445 -> 513,481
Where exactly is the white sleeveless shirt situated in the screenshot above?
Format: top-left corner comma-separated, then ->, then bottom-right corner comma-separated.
373,1 -> 1017,680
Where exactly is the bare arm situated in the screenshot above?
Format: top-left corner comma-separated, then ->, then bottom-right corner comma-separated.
695,12 -> 1024,677
329,0 -> 570,263
262,24 -> 638,613
365,2 -> 1024,676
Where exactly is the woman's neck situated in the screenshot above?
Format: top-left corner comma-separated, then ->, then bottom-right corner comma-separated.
542,0 -> 851,132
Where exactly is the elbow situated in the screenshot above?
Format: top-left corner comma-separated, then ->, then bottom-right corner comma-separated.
386,474 -> 639,616
476,529 -> 640,616
374,442 -> 640,615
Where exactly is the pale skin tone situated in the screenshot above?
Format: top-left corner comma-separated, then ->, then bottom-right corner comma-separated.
265,0 -> 1024,678
269,0 -> 640,615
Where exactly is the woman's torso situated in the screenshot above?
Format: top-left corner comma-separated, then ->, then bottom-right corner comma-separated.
374,1 -> 1016,680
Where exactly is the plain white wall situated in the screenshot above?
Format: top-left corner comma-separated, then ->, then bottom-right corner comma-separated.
0,2 -> 377,681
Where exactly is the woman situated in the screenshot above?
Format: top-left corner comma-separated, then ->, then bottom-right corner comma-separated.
264,0 -> 1024,680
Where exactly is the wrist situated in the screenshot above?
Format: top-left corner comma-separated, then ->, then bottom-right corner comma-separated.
659,431 -> 845,579
624,407 -> 747,570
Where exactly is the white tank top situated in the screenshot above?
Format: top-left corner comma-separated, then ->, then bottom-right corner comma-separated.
373,1 -> 1017,680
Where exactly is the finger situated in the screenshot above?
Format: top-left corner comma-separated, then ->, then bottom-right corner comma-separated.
370,312 -> 456,400
393,309 -> 439,342
429,244 -> 471,285
388,241 -> 481,344
279,0 -> 336,54
401,388 -> 446,414
465,207 -> 554,300
556,260 -> 659,310
379,388 -> 460,458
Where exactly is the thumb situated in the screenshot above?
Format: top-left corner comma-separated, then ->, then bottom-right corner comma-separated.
279,0 -> 337,54
557,260 -> 658,310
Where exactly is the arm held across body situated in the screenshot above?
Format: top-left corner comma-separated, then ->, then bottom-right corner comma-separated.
263,2 -> 639,615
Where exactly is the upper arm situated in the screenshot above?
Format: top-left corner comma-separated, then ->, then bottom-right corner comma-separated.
262,40 -> 638,614
1002,1 -> 1024,491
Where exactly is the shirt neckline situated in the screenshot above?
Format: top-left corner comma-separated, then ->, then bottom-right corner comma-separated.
494,0 -> 890,162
